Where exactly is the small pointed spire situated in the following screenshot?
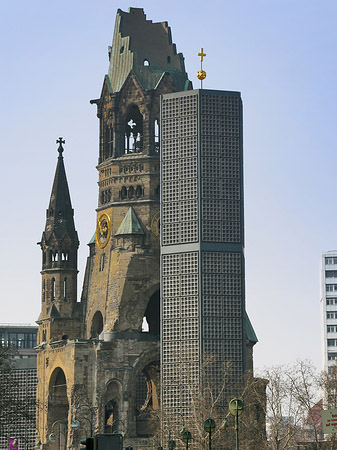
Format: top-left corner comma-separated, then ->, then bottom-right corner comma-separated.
43,139 -> 79,244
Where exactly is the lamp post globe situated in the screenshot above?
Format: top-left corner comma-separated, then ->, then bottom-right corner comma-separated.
168,439 -> 176,449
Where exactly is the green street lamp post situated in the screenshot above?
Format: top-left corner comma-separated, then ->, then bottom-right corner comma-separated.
204,418 -> 216,450
49,420 -> 67,450
71,404 -> 96,438
168,439 -> 176,449
181,429 -> 192,450
229,398 -> 244,450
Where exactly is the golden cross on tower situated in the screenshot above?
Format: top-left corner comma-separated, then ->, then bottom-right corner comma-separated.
197,47 -> 207,88
198,48 -> 206,62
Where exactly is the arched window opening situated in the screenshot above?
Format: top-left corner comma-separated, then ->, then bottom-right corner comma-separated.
135,363 -> 160,437
143,290 -> 160,335
154,119 -> 160,154
99,254 -> 105,272
104,380 -> 121,434
61,251 -> 68,261
141,317 -> 149,332
155,185 -> 160,197
91,311 -> 104,338
136,185 -> 143,198
105,400 -> 119,433
50,368 -> 67,397
63,278 -> 67,301
167,56 -> 171,64
43,252 -> 46,265
143,59 -> 150,66
124,105 -> 143,154
104,126 -> 113,159
128,186 -> 135,199
52,251 -> 59,262
42,330 -> 47,342
51,278 -> 55,302
120,186 -> 127,200
136,371 -> 150,414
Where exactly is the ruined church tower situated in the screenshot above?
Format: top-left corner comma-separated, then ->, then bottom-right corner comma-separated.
36,8 -> 191,449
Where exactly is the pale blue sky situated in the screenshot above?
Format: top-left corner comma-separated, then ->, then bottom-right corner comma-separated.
1,0 -> 336,372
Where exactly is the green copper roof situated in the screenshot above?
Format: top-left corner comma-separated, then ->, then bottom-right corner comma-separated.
108,8 -> 191,93
245,311 -> 258,344
115,207 -> 144,236
88,232 -> 96,245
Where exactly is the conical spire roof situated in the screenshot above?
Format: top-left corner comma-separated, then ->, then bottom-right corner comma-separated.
44,138 -> 78,243
115,207 -> 144,236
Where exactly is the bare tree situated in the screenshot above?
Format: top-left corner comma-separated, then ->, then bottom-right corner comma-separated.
154,357 -> 267,450
0,345 -> 37,436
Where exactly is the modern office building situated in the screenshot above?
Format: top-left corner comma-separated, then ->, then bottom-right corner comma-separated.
321,251 -> 337,372
0,324 -> 38,450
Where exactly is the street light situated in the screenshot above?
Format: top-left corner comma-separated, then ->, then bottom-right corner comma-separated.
72,404 -> 96,437
168,439 -> 176,449
204,418 -> 216,450
48,420 -> 67,450
229,398 -> 244,450
111,419 -> 126,436
181,429 -> 192,450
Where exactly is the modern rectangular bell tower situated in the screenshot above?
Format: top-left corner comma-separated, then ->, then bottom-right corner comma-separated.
160,89 -> 246,420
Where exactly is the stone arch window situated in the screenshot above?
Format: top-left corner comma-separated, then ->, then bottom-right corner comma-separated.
143,59 -> 150,66
61,251 -> 68,261
104,380 -> 122,433
42,330 -> 47,342
49,367 -> 67,397
167,56 -> 171,64
51,278 -> 55,301
120,186 -> 127,200
128,186 -> 135,199
124,105 -> 143,154
63,278 -> 67,301
154,119 -> 160,154
135,363 -> 160,437
142,290 -> 160,335
136,185 -> 143,198
90,311 -> 103,338
104,125 -> 113,160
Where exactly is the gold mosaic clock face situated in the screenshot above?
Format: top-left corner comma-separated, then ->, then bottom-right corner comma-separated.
151,211 -> 160,240
96,213 -> 111,248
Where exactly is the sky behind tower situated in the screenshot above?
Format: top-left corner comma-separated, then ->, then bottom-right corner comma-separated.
1,0 -> 336,372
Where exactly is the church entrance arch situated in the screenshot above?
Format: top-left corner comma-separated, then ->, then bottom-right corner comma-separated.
48,368 -> 68,448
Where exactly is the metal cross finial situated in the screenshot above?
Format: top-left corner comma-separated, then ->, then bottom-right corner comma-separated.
56,137 -> 65,154
197,48 -> 207,89
198,48 -> 206,62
